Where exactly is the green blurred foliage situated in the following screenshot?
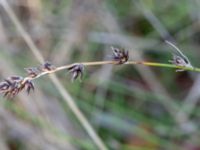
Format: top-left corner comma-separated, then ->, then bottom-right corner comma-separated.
1,0 -> 200,149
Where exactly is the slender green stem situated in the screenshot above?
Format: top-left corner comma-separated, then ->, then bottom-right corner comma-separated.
127,61 -> 200,72
80,60 -> 200,72
49,60 -> 200,76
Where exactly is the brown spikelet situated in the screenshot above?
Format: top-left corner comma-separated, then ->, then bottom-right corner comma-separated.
25,67 -> 40,77
42,61 -> 56,71
68,63 -> 84,82
25,61 -> 56,77
111,47 -> 129,64
25,80 -> 34,94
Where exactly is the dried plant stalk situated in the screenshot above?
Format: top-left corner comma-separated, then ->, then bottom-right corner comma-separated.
1,46 -> 200,98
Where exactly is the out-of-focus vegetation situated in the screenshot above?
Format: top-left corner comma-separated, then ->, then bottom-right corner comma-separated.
0,0 -> 200,150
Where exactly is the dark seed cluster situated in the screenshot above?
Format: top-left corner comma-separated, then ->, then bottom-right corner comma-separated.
25,61 -> 56,77
0,76 -> 34,98
42,61 -> 56,71
68,63 -> 84,81
25,67 -> 41,78
112,47 -> 129,64
0,61 -> 55,98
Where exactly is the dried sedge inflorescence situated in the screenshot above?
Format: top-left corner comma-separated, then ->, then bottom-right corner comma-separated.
0,62 -> 86,98
0,48 -> 130,98
0,61 -> 56,98
0,76 -> 34,98
0,44 -> 195,98
0,48 -> 129,98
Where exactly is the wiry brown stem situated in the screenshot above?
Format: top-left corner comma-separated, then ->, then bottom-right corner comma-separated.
23,61 -> 114,81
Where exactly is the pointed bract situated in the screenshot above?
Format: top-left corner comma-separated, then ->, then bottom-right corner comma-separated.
165,41 -> 193,71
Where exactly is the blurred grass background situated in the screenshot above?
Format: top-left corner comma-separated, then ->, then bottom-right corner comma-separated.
1,0 -> 200,150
